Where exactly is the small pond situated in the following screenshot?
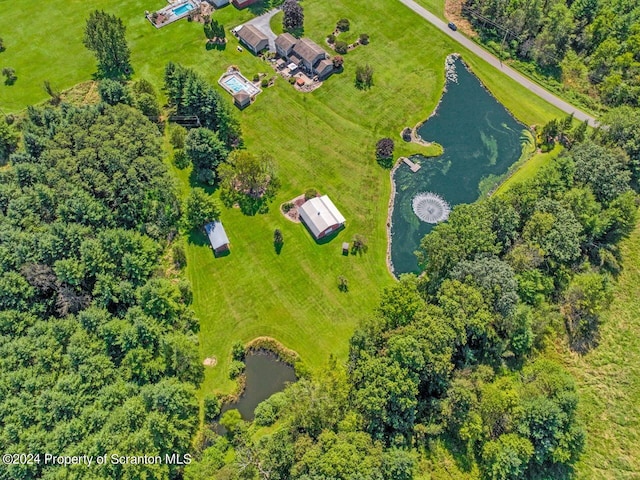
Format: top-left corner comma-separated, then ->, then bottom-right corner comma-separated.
222,350 -> 296,420
390,56 -> 527,275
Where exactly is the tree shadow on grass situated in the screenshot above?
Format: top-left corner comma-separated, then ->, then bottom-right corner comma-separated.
188,229 -> 209,247
274,241 -> 283,255
248,0 -> 271,15
285,26 -> 305,39
206,41 -> 227,51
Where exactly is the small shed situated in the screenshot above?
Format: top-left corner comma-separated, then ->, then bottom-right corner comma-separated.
204,221 -> 230,254
342,242 -> 350,255
233,91 -> 251,109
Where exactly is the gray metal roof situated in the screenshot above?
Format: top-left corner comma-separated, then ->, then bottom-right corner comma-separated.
204,221 -> 230,249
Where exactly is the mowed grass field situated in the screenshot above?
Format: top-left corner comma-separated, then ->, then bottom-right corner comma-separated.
1,0 -> 563,396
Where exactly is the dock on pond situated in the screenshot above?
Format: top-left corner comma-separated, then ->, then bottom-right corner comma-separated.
401,157 -> 421,172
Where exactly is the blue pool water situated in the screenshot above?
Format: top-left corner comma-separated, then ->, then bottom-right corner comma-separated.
173,3 -> 194,16
224,77 -> 246,93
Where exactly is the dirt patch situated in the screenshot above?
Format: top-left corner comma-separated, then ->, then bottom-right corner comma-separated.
280,194 -> 307,223
445,0 -> 477,38
203,357 -> 218,367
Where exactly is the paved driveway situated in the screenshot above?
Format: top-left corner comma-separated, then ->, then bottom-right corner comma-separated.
397,0 -> 598,126
243,8 -> 279,52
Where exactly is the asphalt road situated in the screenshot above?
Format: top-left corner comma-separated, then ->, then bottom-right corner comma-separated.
397,0 -> 599,126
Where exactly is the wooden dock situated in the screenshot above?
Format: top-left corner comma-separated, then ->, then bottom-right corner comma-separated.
401,157 -> 421,172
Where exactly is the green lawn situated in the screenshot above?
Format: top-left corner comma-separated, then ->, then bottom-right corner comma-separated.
2,0 -> 563,396
413,0 -> 446,20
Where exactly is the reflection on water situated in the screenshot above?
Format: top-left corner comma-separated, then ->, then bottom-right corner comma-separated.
222,350 -> 296,420
390,57 -> 526,275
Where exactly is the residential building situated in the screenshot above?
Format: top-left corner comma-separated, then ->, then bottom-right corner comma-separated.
236,24 -> 269,54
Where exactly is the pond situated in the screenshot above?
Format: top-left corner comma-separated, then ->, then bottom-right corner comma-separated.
222,350 -> 296,421
390,56 -> 527,275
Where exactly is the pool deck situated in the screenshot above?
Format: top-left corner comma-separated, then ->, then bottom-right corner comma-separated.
218,69 -> 262,98
401,157 -> 422,172
146,0 -> 200,29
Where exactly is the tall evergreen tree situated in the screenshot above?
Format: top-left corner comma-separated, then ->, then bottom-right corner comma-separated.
84,10 -> 131,77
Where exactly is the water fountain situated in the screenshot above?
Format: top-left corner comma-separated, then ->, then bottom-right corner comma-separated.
412,192 -> 451,224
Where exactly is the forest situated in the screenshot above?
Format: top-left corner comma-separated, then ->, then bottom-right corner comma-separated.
0,104 -> 204,479
462,0 -> 640,109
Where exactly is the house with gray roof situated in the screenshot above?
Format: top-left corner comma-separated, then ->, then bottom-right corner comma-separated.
204,221 -> 230,254
275,33 -> 297,58
315,59 -> 334,79
292,38 -> 327,71
237,25 -> 269,54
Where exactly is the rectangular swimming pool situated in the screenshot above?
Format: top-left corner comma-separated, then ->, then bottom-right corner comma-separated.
173,3 -> 194,16
223,76 -> 246,94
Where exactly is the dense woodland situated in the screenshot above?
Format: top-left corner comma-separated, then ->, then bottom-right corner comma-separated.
0,104 -> 203,479
463,0 -> 640,108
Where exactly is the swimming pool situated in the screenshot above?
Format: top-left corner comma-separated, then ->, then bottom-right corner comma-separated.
224,76 -> 246,94
172,3 -> 194,16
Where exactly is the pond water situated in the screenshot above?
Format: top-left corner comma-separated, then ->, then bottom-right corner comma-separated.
390,57 -> 526,275
222,350 -> 296,420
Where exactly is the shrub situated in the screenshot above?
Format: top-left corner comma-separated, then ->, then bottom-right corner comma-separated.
274,229 -> 284,245
337,18 -> 350,32
261,78 -> 269,88
253,74 -> 260,82
98,79 -> 130,105
351,234 -> 368,255
253,392 -> 288,427
332,55 -> 344,69
334,41 -> 348,54
204,394 -> 222,423
254,401 -> 277,426
2,67 -> 17,85
173,149 -> 191,169
231,341 -> 245,361
327,34 -> 336,44
376,138 -> 395,159
170,125 -> 187,149
172,244 -> 187,269
0,37 -> 5,52
304,188 -> 319,200
288,77 -> 296,85
338,275 -> 349,292
229,360 -> 245,379
355,64 -> 374,89
359,33 -> 369,45
402,127 -> 412,142
282,202 -> 295,213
